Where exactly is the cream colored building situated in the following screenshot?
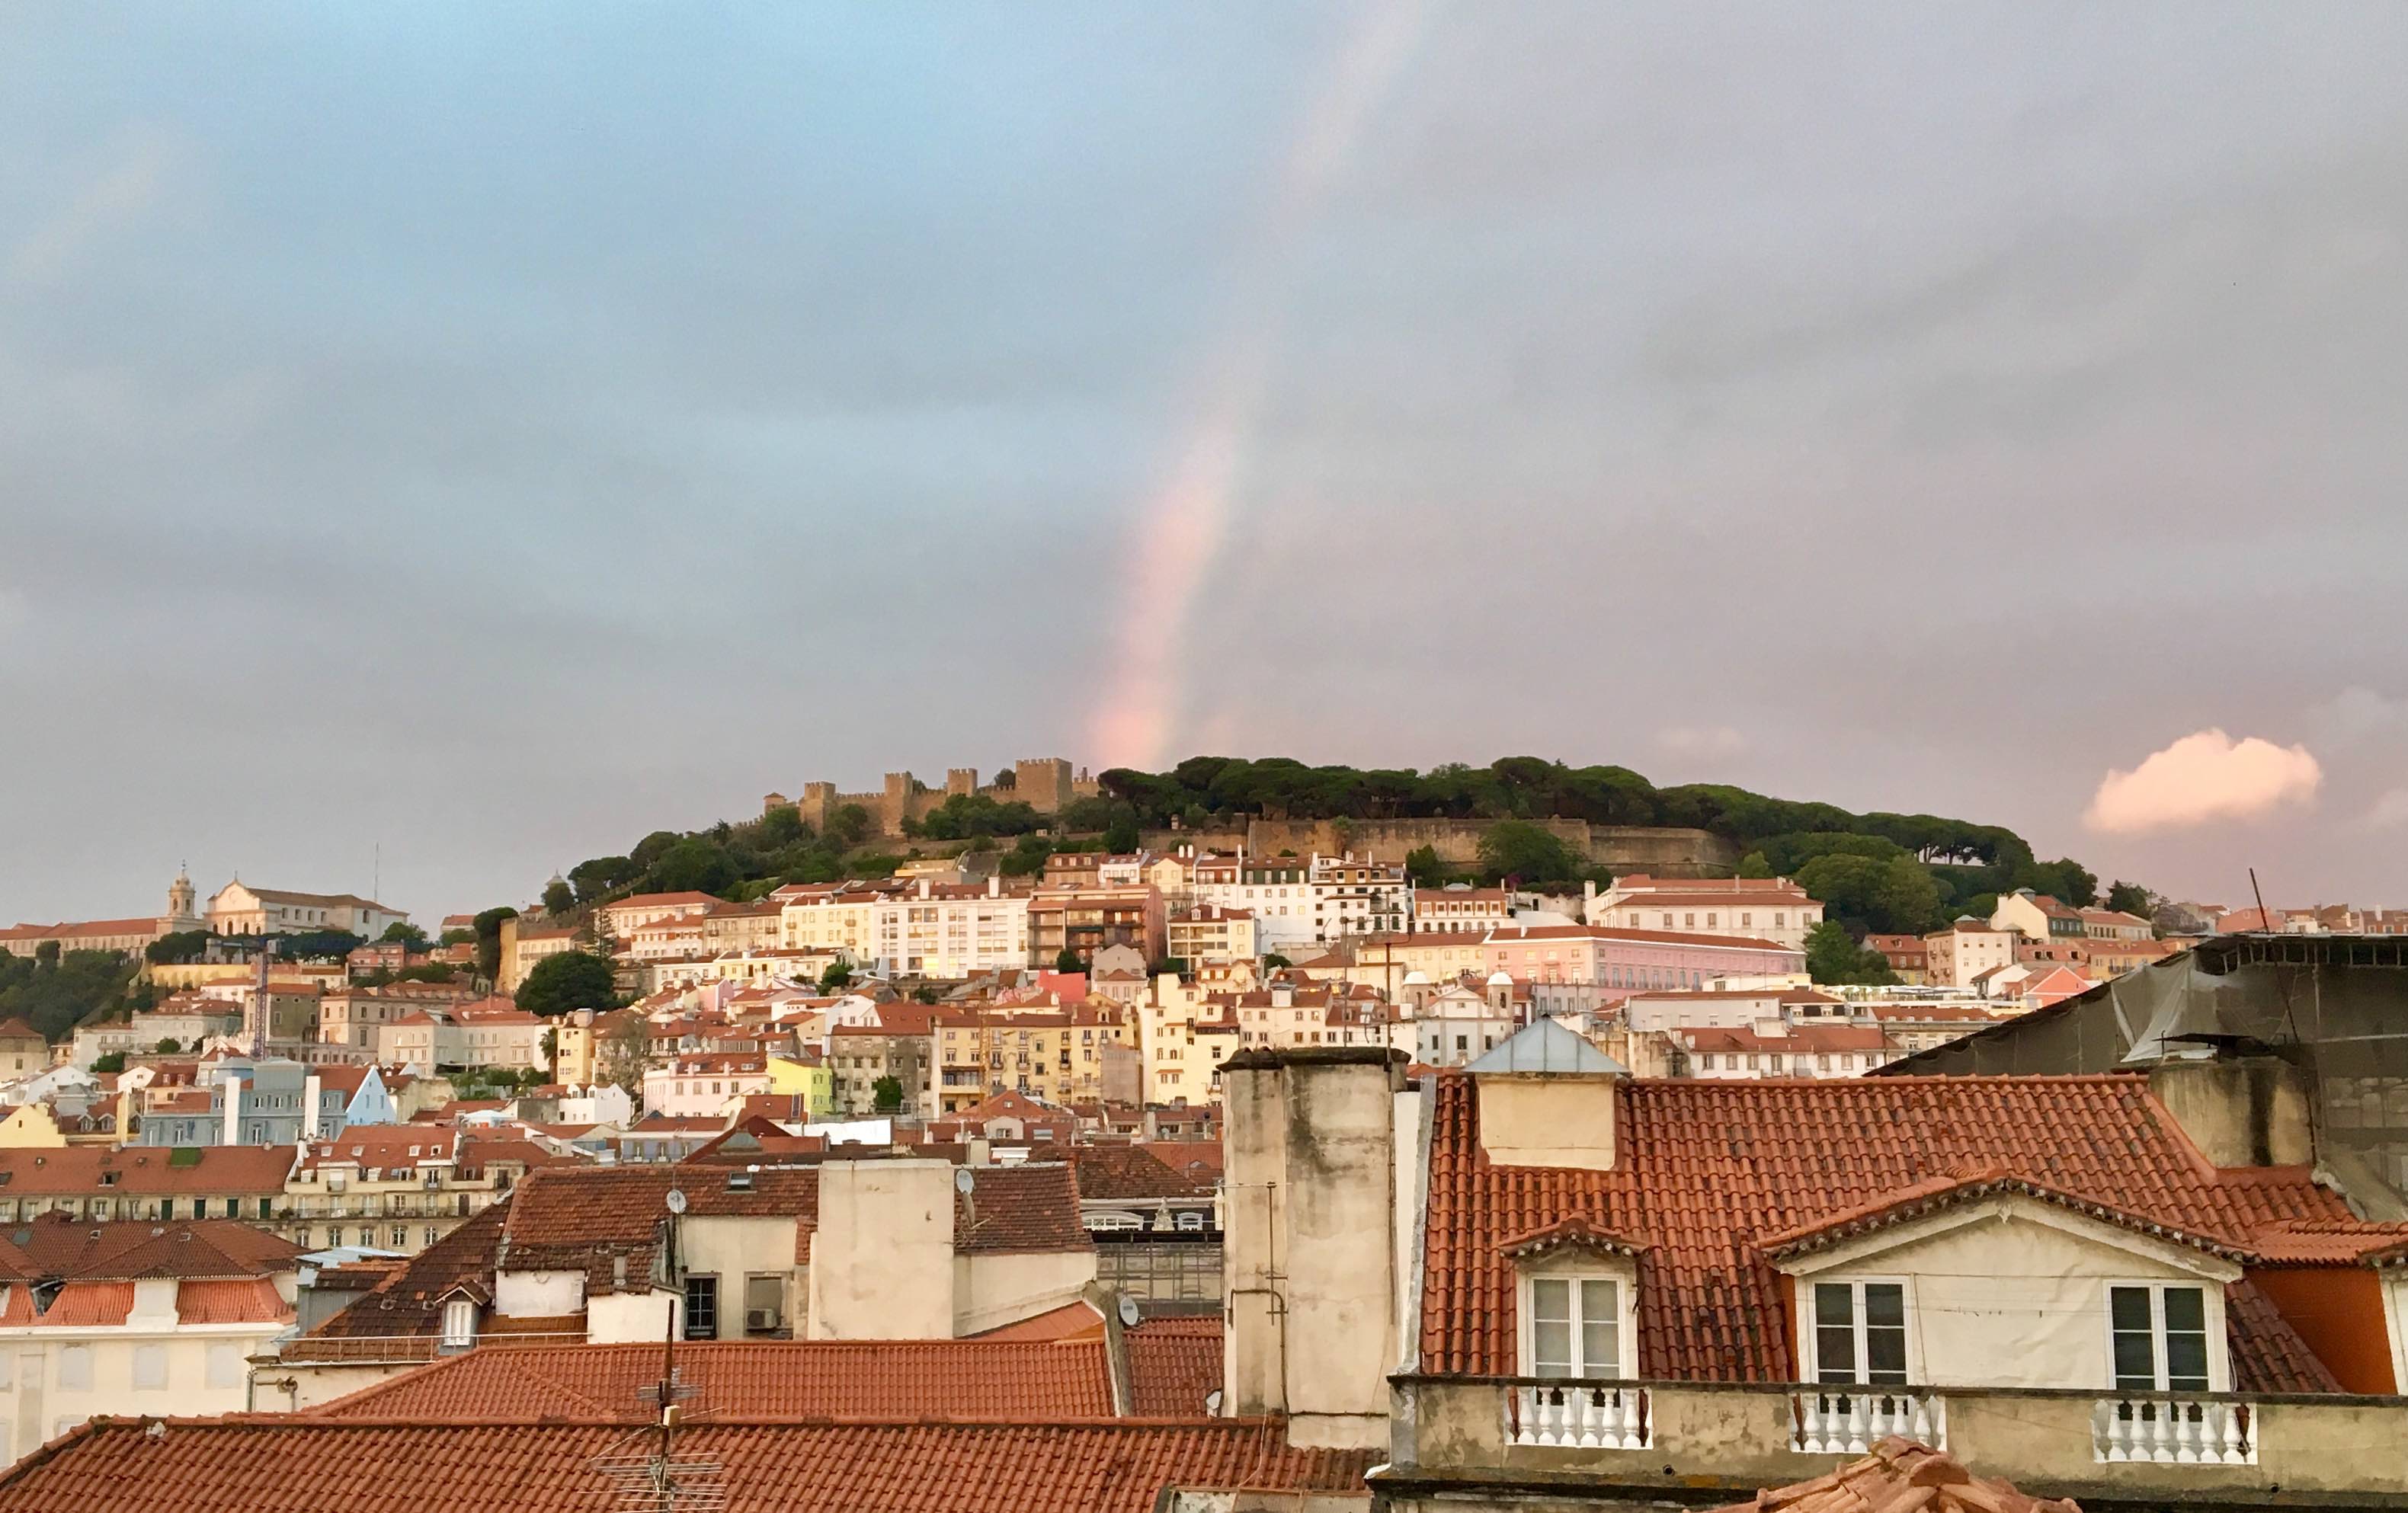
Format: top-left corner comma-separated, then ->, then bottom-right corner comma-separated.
204,881 -> 408,939
498,920 -> 580,992
1166,904 -> 1257,965
1922,917 -> 2021,988
377,1003 -> 549,1076
0,1218 -> 299,1463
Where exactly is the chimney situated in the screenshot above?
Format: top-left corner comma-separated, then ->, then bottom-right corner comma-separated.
919,878 -> 932,899
988,875 -> 1000,897
807,1158 -> 956,1339
221,1073 -> 243,1147
303,1073 -> 325,1140
1222,1046 -> 1412,1451
2148,1056 -> 2314,1169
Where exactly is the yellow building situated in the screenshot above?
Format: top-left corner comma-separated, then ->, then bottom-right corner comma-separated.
763,1054 -> 835,1118
0,1104 -> 68,1149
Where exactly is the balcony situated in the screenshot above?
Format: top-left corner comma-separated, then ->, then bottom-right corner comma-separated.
1383,1377 -> 2406,1508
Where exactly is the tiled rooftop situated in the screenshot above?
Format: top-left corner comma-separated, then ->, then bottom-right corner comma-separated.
0,1419 -> 1372,1513
313,1339 -> 1125,1422
1126,1316 -> 1225,1417
1417,1072 -> 2358,1387
1708,1436 -> 2077,1513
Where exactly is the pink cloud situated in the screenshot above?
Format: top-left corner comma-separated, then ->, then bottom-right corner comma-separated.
2083,729 -> 2322,834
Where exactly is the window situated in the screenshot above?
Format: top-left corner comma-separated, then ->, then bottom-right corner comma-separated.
1526,1276 -> 1622,1379
440,1297 -> 477,1352
59,1345 -> 91,1390
2110,1284 -> 2209,1391
1813,1281 -> 1909,1384
133,1344 -> 167,1390
207,1343 -> 242,1390
744,1275 -> 783,1336
683,1275 -> 719,1339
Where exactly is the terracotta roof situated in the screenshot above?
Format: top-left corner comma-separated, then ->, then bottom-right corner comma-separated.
31,1280 -> 133,1326
0,1017 -> 43,1041
0,1144 -> 294,1195
956,1163 -> 1094,1254
2244,1218 -> 2408,1267
0,1419 -> 1372,1512
1126,1317 -> 1224,1417
1031,1143 -> 1212,1203
313,1339 -> 1126,1422
969,1300 -> 1105,1342
1708,1436 -> 2077,1513
174,1277 -> 293,1325
1490,924 -> 1798,953
1416,1072 -> 2357,1384
1754,1169 -> 2253,1262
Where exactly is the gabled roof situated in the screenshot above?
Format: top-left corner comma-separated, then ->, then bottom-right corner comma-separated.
1465,1019 -> 1626,1075
1416,1072 -> 2357,1387
1754,1169 -> 2253,1263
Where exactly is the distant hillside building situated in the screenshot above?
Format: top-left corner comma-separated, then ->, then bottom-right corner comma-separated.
204,881 -> 407,939
0,868 -> 207,961
768,758 -> 1103,839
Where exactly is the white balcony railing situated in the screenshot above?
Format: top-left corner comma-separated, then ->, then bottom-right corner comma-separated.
1509,1381 -> 1651,1449
1793,1389 -> 1945,1454
2093,1396 -> 2255,1464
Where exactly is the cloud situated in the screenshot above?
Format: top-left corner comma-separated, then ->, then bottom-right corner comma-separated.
10,123 -> 177,283
2083,729 -> 2323,834
2371,789 -> 2408,830
1657,725 -> 1744,761
2320,686 -> 2408,742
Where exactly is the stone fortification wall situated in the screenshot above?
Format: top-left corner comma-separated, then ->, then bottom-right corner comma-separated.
1142,818 -> 1737,876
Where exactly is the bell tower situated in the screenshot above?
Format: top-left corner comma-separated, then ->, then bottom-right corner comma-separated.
163,865 -> 200,932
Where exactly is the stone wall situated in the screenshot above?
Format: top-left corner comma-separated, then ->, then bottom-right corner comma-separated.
777,758 -> 1102,836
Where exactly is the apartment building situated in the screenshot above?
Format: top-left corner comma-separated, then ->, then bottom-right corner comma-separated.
203,881 -> 407,939
1027,884 -> 1165,968
1190,852 -> 1406,951
1165,903 -> 1257,965
278,1128 -> 556,1253
1412,886 -> 1512,934
1923,916 -> 2021,988
927,1004 -> 1135,1115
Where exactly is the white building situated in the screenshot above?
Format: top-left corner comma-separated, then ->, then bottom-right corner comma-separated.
779,879 -> 1027,979
642,1055 -> 773,1118
0,1217 -> 299,1463
204,881 -> 408,940
1165,904 -> 1258,966
1191,853 -> 1409,952
1584,874 -> 1824,951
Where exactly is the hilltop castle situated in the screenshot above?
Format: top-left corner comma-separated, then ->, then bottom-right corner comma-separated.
764,757 -> 1102,838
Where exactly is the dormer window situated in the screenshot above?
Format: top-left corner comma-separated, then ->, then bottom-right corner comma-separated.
1528,1276 -> 1623,1379
440,1297 -> 476,1352
2110,1284 -> 2209,1392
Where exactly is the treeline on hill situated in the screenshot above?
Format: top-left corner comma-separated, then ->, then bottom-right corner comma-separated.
0,945 -> 149,1043
546,756 -> 2110,952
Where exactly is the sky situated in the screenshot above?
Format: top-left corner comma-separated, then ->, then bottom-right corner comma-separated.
3,2 -> 2406,927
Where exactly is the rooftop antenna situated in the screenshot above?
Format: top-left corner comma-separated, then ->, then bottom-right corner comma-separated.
591,1186 -> 723,1512
2247,868 -> 2307,1048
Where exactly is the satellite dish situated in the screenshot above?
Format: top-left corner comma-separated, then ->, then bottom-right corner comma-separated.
1116,1295 -> 1141,1329
664,1188 -> 687,1215
1204,1389 -> 1224,1415
953,1168 -> 975,1194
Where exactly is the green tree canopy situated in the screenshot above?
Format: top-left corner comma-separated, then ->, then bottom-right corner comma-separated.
472,907 -> 518,982
648,837 -> 740,897
871,1075 -> 904,1113
91,1051 -> 126,1074
515,951 -> 620,1018
818,961 -> 853,990
1804,920 -> 1899,987
1476,820 -> 1583,887
905,794 -> 1043,841
1053,948 -> 1083,974
379,921 -> 429,947
279,929 -> 364,961
144,929 -> 211,965
541,879 -> 575,916
2105,881 -> 2153,918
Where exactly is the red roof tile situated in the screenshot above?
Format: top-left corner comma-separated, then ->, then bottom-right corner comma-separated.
314,1339 -> 1125,1422
0,1419 -> 1371,1513
1416,1072 -> 2355,1383
175,1277 -> 292,1326
1126,1318 -> 1224,1417
1707,1435 -> 2077,1513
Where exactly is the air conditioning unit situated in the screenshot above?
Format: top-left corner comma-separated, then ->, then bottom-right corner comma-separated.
744,1309 -> 780,1332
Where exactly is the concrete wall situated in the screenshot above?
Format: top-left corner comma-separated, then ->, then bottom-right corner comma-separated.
493,1269 -> 584,1319
952,1249 -> 1096,1337
2149,1057 -> 2315,1169
1475,1076 -> 1618,1172
1386,1377 -> 2408,1510
681,1215 -> 803,1339
0,1326 -> 277,1465
587,1289 -> 674,1345
1224,1048 -> 1408,1450
808,1159 -> 954,1340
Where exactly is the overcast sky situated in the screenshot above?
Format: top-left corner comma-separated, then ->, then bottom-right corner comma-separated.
4,3 -> 2405,926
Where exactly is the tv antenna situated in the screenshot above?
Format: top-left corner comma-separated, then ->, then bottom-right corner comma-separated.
590,1187 -> 723,1511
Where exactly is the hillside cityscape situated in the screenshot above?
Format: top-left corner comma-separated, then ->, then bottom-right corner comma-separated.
7,5 -> 2407,1511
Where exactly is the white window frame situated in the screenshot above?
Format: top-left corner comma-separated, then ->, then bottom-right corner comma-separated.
1515,1256 -> 1637,1380
1798,1275 -> 1921,1385
440,1297 -> 478,1352
2102,1280 -> 2221,1392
